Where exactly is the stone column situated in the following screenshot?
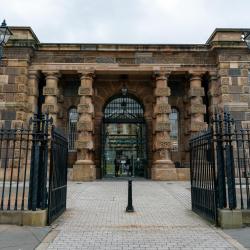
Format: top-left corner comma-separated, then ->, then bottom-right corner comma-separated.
73,71 -> 96,181
27,70 -> 39,122
152,72 -> 176,181
208,74 -> 220,114
42,71 -> 60,125
189,73 -> 207,136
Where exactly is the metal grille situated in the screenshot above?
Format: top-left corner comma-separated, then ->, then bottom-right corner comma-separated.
104,94 -> 144,123
68,108 -> 78,151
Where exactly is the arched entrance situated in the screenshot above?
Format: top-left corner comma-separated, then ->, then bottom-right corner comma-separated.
101,92 -> 147,178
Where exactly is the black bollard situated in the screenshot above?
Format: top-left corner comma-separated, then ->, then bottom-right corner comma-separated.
126,179 -> 134,212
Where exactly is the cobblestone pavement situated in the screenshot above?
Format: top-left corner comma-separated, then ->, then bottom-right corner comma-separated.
44,181 -> 245,250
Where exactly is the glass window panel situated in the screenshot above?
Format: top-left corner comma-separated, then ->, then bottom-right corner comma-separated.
170,108 -> 179,151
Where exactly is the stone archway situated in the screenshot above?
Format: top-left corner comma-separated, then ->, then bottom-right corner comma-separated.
101,92 -> 148,178
93,79 -> 154,179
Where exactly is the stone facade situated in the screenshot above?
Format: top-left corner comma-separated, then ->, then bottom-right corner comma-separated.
1,27 -> 250,181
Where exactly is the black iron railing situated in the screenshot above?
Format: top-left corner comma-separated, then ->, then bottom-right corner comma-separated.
0,114 -> 68,225
190,112 -> 250,225
0,124 -> 32,210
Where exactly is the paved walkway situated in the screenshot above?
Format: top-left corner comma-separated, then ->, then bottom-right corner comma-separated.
40,181 -> 246,250
0,225 -> 50,250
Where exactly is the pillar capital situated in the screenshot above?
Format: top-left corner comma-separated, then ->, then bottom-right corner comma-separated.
154,70 -> 171,81
189,71 -> 205,81
43,71 -> 61,80
28,70 -> 40,80
78,69 -> 95,80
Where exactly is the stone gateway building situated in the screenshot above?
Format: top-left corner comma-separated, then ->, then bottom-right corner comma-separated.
1,26 -> 250,181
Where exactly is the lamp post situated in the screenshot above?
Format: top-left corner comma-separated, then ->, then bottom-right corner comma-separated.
242,31 -> 250,49
0,19 -> 12,63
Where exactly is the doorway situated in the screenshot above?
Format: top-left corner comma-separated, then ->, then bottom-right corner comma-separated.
101,93 -> 147,178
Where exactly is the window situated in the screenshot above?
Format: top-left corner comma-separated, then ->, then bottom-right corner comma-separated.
68,107 -> 78,151
169,108 -> 179,151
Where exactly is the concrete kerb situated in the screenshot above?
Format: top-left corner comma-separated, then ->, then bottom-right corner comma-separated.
214,228 -> 248,250
218,209 -> 250,228
242,210 -> 250,225
0,209 -> 47,227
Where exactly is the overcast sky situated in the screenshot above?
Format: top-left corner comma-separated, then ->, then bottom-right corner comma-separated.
1,0 -> 250,44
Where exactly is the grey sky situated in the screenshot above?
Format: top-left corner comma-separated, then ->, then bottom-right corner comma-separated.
1,0 -> 250,44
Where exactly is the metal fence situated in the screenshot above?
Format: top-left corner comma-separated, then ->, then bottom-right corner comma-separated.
0,125 -> 32,210
0,114 -> 68,225
190,112 -> 250,225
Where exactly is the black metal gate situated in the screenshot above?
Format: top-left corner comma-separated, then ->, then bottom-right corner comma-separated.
0,113 -> 68,225
101,93 -> 148,178
190,128 -> 217,223
47,126 -> 68,225
190,112 -> 250,225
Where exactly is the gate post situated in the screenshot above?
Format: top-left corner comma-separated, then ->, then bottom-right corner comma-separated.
37,113 -> 52,209
224,112 -> 237,209
28,115 -> 40,211
214,113 -> 227,209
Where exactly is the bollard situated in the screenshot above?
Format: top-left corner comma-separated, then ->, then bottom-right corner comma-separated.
126,179 -> 134,212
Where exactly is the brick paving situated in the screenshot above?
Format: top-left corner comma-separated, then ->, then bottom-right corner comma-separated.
45,180 -> 245,250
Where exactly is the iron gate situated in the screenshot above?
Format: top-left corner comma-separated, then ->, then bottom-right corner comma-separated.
47,126 -> 68,225
190,112 -> 250,225
190,128 -> 217,223
0,113 -> 68,225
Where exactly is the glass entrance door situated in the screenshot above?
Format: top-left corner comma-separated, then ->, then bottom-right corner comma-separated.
101,92 -> 147,178
102,123 -> 147,177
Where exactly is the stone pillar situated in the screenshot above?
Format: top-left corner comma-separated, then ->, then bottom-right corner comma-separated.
189,73 -> 207,136
27,70 -> 39,122
152,72 -> 176,181
42,71 -> 60,125
208,74 -> 220,114
73,71 -> 96,181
